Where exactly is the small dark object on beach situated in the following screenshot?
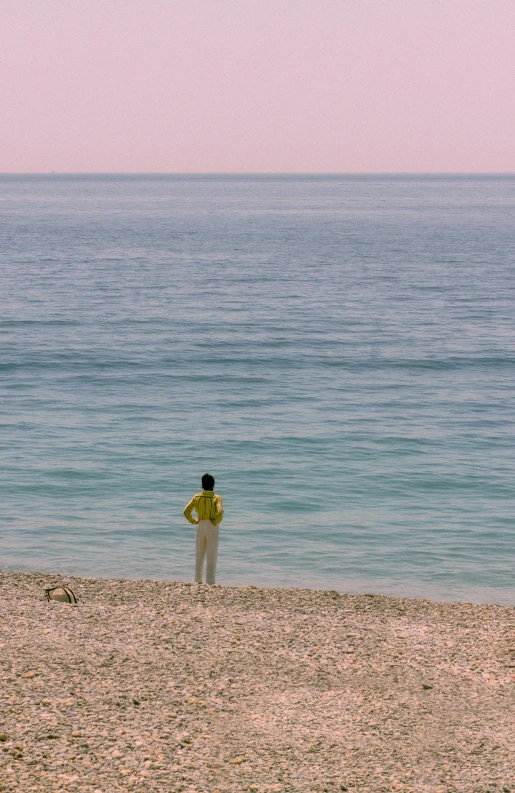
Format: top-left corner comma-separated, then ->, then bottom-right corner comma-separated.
45,586 -> 78,604
422,683 -> 433,690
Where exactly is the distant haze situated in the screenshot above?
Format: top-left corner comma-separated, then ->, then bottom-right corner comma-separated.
2,0 -> 514,173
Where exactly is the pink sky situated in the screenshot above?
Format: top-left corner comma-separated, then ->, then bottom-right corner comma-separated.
2,0 -> 514,172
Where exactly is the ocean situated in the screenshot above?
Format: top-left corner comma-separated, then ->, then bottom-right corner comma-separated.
1,173 -> 514,605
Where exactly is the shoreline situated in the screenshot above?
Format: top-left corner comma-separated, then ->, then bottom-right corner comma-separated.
1,571 -> 514,792
4,566 -> 512,609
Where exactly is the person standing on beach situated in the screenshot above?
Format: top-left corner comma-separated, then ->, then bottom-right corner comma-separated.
183,473 -> 224,585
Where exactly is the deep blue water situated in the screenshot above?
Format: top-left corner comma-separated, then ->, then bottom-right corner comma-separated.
1,174 -> 514,604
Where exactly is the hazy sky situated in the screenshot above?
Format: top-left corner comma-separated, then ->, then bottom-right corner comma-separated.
2,0 -> 514,172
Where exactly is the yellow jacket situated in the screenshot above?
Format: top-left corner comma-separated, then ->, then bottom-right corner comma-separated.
184,490 -> 224,526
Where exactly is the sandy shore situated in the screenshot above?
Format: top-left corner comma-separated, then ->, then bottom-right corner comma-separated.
0,572 -> 514,793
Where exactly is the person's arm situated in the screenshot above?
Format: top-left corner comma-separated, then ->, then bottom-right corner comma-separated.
212,495 -> 224,526
184,495 -> 199,525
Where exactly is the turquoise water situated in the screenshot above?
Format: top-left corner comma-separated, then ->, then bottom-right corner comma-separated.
1,174 -> 514,604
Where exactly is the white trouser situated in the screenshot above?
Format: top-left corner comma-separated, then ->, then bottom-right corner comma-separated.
195,520 -> 219,584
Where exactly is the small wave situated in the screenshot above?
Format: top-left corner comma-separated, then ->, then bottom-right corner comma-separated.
0,318 -> 82,326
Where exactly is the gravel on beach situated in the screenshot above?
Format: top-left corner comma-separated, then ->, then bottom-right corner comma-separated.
1,571 -> 514,793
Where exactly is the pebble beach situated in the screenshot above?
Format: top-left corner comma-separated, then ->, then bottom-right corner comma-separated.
1,572 -> 514,793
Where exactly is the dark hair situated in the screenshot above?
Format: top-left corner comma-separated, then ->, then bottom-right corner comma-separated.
202,473 -> 215,490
